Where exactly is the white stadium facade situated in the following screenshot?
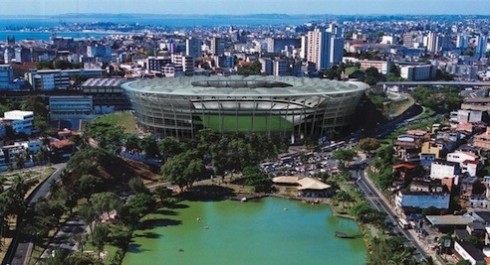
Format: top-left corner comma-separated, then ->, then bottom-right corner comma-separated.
122,76 -> 369,138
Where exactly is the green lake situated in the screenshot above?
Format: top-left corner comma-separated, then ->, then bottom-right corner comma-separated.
123,197 -> 366,265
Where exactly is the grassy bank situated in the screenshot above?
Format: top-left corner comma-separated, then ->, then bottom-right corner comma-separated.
93,112 -> 138,134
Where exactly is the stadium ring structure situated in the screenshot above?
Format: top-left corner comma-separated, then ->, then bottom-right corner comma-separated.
122,76 -> 369,139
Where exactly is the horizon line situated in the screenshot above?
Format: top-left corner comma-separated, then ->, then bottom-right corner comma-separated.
0,13 -> 488,17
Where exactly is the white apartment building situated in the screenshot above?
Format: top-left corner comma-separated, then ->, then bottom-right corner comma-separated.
447,151 -> 479,177
3,110 -> 34,135
430,160 -> 460,185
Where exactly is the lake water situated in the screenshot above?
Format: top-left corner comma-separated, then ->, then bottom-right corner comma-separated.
122,197 -> 366,265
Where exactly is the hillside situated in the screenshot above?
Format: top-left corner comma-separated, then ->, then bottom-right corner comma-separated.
64,147 -> 159,189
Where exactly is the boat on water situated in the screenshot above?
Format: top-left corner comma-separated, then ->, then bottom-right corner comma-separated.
334,231 -> 360,239
241,197 -> 247,202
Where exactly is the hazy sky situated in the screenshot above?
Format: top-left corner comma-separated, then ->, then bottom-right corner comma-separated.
1,0 -> 489,16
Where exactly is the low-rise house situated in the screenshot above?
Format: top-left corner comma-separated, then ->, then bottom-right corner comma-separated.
392,162 -> 417,179
474,127 -> 490,150
470,195 -> 489,209
451,109 -> 484,124
49,139 -> 75,162
467,222 -> 486,238
421,141 -> 444,159
57,129 -> 76,140
461,175 -> 482,199
453,123 -> 475,135
483,176 -> 490,199
436,131 -> 461,153
395,190 -> 450,211
425,215 -> 474,231
420,153 -> 437,168
430,160 -> 461,185
447,150 -> 480,176
472,211 -> 490,225
454,240 -> 486,265
0,143 -> 31,171
394,134 -> 424,162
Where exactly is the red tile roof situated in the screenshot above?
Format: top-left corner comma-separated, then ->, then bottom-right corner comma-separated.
49,139 -> 74,149
393,163 -> 417,170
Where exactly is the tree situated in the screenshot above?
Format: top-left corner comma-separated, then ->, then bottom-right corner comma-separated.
13,153 -> 27,169
456,260 -> 471,265
91,224 -> 110,252
84,122 -> 125,154
120,193 -> 156,226
367,236 -> 415,265
53,60 -> 74,70
237,60 -> 262,76
128,177 -> 150,194
76,174 -> 105,203
422,206 -> 440,216
140,135 -> 160,158
154,186 -> 173,204
78,204 -> 98,233
158,137 -> 186,160
109,225 -> 132,249
323,65 -> 342,80
358,138 -> 380,152
65,251 -> 103,265
20,96 -> 49,118
332,149 -> 357,167
242,166 -> 272,193
161,151 -> 204,191
363,67 -> 384,86
91,192 -> 123,220
388,64 -> 400,77
124,135 -> 141,151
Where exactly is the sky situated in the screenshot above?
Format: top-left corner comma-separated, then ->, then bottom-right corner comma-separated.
0,0 -> 489,16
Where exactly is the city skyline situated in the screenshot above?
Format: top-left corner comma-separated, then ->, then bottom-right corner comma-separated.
1,0 -> 490,16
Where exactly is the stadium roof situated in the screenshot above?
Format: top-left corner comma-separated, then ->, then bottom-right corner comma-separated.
122,76 -> 369,97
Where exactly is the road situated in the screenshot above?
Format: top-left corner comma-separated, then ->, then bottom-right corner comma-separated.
353,169 -> 441,264
3,163 -> 67,265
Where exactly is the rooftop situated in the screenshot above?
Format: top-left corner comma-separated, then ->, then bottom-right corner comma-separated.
272,176 -> 300,185
4,110 -> 33,116
122,76 -> 369,97
425,215 -> 474,226
456,241 -> 486,261
297,177 -> 331,190
49,139 -> 74,149
82,78 -> 128,87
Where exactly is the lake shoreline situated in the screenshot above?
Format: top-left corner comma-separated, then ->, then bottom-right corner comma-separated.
121,195 -> 367,265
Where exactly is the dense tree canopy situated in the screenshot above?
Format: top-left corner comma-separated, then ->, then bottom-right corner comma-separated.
359,138 -> 381,152
411,86 -> 462,113
237,60 -> 262,76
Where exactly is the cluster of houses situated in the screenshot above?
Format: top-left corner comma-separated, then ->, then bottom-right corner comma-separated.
389,95 -> 490,264
0,109 -> 76,171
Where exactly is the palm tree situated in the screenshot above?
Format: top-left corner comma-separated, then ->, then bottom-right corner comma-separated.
78,204 -> 98,233
13,153 -> 26,170
73,233 -> 87,251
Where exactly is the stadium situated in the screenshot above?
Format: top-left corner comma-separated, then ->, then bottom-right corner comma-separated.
122,76 -> 369,139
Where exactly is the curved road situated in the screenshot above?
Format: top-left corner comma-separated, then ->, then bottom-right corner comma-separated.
3,163 -> 66,265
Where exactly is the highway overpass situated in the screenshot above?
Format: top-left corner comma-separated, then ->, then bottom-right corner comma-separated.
378,81 -> 490,89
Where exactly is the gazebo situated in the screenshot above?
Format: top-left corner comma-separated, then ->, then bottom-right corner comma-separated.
297,177 -> 331,198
